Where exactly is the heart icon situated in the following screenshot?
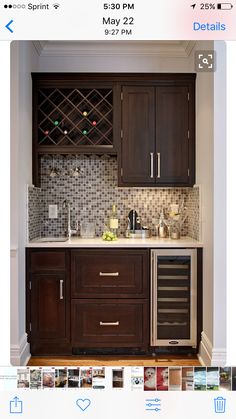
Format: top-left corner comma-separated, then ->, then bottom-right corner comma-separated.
76,398 -> 91,411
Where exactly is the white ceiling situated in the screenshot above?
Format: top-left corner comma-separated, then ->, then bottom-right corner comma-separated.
33,41 -> 196,58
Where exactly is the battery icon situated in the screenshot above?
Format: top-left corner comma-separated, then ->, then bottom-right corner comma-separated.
217,3 -> 234,9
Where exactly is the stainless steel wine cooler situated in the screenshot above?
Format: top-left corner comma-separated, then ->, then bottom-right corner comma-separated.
151,249 -> 197,347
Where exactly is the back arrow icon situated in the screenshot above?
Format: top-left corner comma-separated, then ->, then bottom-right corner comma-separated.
5,20 -> 14,33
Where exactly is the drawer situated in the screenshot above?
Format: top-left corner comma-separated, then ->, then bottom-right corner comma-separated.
71,249 -> 148,298
28,250 -> 66,272
71,299 -> 148,348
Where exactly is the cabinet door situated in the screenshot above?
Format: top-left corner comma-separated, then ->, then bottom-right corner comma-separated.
30,274 -> 67,340
156,86 -> 191,185
71,299 -> 148,349
120,86 -> 155,185
71,249 -> 148,298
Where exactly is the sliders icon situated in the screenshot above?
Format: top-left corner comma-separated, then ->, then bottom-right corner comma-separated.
145,398 -> 161,412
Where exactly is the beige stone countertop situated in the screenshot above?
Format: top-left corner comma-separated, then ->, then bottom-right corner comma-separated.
26,236 -> 203,248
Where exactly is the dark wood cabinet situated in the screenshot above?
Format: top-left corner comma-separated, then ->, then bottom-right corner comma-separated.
155,86 -> 193,185
71,249 -> 148,298
118,75 -> 196,187
26,249 -> 71,355
26,246 -> 201,355
71,249 -> 149,352
32,73 -> 196,187
30,273 -> 66,340
32,73 -> 119,186
120,86 -> 155,184
71,300 -> 148,348
26,247 -> 149,354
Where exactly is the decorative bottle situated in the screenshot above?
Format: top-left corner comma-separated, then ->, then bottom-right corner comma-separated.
109,204 -> 119,237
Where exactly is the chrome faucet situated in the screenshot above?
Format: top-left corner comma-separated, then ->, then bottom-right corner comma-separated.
63,199 -> 78,238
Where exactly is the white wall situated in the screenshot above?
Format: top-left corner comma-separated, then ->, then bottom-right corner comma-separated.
193,41 -> 227,365
213,41 -> 227,361
193,41 -> 214,364
10,41 -> 38,365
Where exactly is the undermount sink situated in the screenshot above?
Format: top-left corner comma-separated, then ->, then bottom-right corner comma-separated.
35,237 -> 68,243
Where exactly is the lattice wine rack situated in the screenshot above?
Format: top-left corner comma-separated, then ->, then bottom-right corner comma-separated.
37,88 -> 113,148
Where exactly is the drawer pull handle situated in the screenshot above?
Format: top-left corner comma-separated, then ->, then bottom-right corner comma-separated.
59,279 -> 63,300
99,272 -> 119,277
99,321 -> 120,326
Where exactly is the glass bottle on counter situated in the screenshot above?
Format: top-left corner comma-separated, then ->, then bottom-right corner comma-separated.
158,210 -> 167,238
109,204 -> 119,237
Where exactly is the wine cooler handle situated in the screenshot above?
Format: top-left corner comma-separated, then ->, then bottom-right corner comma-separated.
59,279 -> 64,300
150,152 -> 154,178
157,153 -> 161,178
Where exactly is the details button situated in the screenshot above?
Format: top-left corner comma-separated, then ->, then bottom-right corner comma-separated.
193,21 -> 226,31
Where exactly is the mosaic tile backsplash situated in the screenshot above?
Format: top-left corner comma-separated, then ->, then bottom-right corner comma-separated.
27,186 -> 42,241
27,155 -> 200,240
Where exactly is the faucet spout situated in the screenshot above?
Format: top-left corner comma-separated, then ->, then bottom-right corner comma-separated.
63,199 -> 75,238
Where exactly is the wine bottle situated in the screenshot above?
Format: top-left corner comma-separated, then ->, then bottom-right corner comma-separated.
54,120 -> 59,126
92,120 -> 97,126
82,129 -> 88,135
82,111 -> 88,117
109,204 -> 119,237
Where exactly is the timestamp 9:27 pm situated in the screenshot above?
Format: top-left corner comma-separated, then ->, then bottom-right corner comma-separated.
104,28 -> 133,35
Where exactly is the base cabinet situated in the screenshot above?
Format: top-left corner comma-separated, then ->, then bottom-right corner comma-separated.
26,247 -> 201,355
71,300 -> 148,348
26,249 -> 71,355
31,273 -> 67,340
71,249 -> 149,352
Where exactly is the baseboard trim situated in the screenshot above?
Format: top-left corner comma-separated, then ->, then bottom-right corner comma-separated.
198,331 -> 226,366
10,333 -> 31,366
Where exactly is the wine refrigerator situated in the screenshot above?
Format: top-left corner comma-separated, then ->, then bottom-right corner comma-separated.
151,249 -> 197,347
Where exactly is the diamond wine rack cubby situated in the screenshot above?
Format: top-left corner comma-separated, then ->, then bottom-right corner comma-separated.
32,73 -> 119,186
38,88 -> 113,147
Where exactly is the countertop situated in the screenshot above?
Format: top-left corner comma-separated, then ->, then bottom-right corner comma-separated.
26,236 -> 202,248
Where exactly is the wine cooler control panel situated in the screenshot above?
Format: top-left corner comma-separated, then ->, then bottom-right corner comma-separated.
151,249 -> 197,347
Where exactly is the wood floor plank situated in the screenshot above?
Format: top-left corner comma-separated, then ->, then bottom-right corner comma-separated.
28,355 -> 201,366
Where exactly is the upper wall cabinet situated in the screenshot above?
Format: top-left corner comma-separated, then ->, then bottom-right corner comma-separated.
32,73 -> 195,187
32,73 -> 120,185
118,74 -> 196,187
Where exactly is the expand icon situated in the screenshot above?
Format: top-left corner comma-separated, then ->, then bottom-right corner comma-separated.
76,398 -> 91,412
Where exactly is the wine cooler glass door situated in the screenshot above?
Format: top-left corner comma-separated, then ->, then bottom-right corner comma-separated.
151,249 -> 197,347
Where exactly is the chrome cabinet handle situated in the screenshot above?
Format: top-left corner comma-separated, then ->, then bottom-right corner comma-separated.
99,321 -> 119,326
59,279 -> 64,300
157,153 -> 161,178
150,152 -> 154,178
99,272 -> 119,277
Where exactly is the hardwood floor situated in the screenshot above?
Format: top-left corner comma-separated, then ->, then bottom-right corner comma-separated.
28,355 -> 201,366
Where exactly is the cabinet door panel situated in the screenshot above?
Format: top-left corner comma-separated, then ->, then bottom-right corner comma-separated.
31,274 -> 67,339
71,249 -> 148,298
71,300 -> 148,348
156,86 -> 190,185
30,250 -> 66,272
121,86 -> 155,184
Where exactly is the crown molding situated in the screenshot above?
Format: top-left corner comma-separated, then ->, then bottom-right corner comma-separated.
33,41 -> 47,56
33,41 -> 196,59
